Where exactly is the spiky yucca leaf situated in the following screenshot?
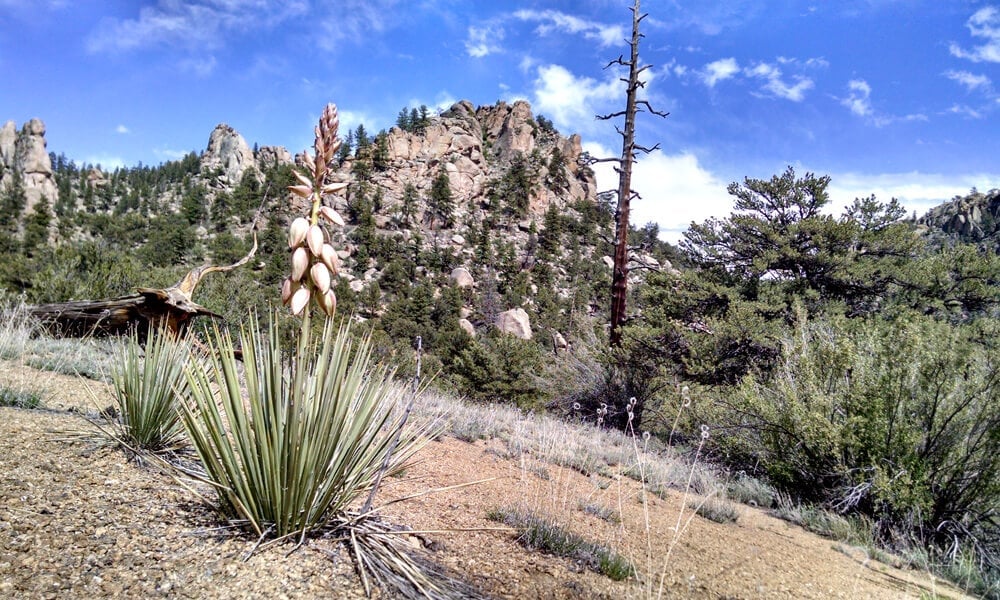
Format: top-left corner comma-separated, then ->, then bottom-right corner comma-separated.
181,315 -> 426,540
110,329 -> 191,452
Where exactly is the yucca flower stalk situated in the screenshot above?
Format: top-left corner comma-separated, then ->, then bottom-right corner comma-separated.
282,103 -> 347,319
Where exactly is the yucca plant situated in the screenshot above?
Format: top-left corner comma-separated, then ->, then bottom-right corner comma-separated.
177,103 -> 466,599
108,328 -> 191,454
181,315 -> 425,540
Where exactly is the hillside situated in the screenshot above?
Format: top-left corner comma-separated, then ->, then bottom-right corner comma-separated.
0,351 -> 974,599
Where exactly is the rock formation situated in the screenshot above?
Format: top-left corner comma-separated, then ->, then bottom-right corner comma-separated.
201,124 -> 257,185
449,267 -> 475,288
916,188 -> 1000,248
0,119 -> 58,212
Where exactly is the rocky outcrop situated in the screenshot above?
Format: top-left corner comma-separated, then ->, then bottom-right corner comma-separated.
917,188 -> 1000,246
0,119 -> 57,211
495,308 -> 533,340
255,145 -> 292,171
202,124 -> 256,185
374,100 -> 596,224
0,121 -> 16,171
458,318 -> 476,337
493,100 -> 536,160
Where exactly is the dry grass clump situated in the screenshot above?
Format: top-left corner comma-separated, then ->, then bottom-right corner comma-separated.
0,299 -> 116,380
487,506 -> 634,581
690,495 -> 740,524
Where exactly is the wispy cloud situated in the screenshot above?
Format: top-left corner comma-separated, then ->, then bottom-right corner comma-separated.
85,153 -> 126,170
943,69 -> 992,92
153,147 -> 191,161
313,0 -> 400,51
115,124 -> 130,134
86,1 -> 307,53
950,6 -> 1000,63
745,62 -> 814,101
827,170 -> 1000,217
513,9 -> 624,47
840,79 -> 926,126
530,64 -> 622,133
466,25 -> 505,58
178,55 -> 218,77
946,104 -> 985,119
700,58 -> 740,87
841,79 -> 874,117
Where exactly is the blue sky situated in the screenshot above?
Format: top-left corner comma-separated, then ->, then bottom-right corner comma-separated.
2,0 -> 1000,241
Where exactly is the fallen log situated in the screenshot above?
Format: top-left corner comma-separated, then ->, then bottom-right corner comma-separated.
28,232 -> 258,342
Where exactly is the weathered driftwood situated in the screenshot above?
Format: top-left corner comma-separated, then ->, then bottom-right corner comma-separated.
29,234 -> 258,341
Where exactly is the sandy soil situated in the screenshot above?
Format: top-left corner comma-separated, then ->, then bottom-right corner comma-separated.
0,362 -> 976,599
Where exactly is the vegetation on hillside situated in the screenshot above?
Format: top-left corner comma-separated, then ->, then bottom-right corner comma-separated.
1,104 -> 999,595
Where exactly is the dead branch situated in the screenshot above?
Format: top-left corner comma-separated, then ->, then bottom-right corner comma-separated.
30,231 -> 259,341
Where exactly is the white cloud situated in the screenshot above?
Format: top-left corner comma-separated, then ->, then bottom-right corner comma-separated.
947,104 -> 985,119
314,0 -> 398,49
841,79 -> 874,116
745,62 -> 814,101
944,69 -> 991,91
583,144 -> 1000,243
950,6 -> 1000,63
465,25 -> 504,57
153,147 -> 192,161
826,171 -> 1000,218
513,9 -> 624,47
178,55 -> 217,77
585,142 -> 731,243
337,108 -> 382,138
700,57 -> 739,87
115,124 -> 130,134
840,79 -> 926,126
85,154 -> 126,170
531,64 -> 622,133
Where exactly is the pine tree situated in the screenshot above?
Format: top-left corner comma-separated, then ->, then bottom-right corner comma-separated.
373,131 -> 390,171
428,168 -> 454,229
22,197 -> 52,254
400,183 -> 418,228
354,124 -> 370,153
338,131 -> 353,165
395,107 -> 411,131
0,171 -> 27,225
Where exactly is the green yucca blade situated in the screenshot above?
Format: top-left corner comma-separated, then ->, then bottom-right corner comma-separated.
111,327 -> 190,452
181,313 -> 430,539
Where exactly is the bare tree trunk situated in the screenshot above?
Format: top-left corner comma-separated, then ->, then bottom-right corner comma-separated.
597,0 -> 667,347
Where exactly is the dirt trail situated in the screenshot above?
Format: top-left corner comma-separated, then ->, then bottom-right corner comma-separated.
0,362 -> 974,599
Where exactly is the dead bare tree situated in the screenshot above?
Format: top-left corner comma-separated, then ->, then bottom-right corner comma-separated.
594,0 -> 668,347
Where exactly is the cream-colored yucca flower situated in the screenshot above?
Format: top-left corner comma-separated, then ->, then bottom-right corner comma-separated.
283,103 -> 348,317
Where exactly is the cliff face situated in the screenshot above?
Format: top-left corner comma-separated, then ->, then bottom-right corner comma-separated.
194,98 -> 596,228
372,99 -> 595,217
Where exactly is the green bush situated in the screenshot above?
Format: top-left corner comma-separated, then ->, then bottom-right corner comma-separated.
716,306 -> 1000,576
